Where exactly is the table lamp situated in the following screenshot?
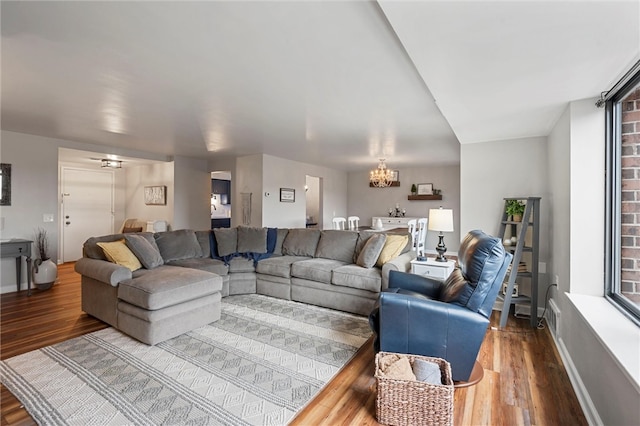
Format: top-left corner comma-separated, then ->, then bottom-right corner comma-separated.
428,207 -> 454,262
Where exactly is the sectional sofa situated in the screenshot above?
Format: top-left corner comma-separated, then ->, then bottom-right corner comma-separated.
74,227 -> 415,345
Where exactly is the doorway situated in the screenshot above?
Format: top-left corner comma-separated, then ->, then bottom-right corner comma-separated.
61,167 -> 114,262
305,175 -> 321,228
211,171 -> 232,228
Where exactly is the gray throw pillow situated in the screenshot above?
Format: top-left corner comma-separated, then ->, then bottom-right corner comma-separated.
237,226 -> 267,253
282,229 -> 321,257
315,230 -> 359,263
273,229 -> 289,255
356,233 -> 387,268
214,228 -> 238,257
412,359 -> 442,385
195,230 -> 211,258
153,229 -> 203,262
353,230 -> 378,262
124,233 -> 164,269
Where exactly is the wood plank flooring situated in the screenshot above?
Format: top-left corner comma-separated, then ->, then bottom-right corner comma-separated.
1,262 -> 587,425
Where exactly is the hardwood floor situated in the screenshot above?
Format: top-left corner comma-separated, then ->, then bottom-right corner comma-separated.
1,263 -> 587,425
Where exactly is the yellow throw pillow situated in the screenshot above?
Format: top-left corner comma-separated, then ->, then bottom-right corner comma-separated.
97,239 -> 142,271
376,234 -> 409,267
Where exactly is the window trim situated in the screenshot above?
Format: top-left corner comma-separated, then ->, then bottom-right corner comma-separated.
605,69 -> 640,326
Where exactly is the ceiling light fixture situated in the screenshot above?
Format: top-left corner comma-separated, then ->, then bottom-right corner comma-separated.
369,158 -> 394,188
101,159 -> 122,169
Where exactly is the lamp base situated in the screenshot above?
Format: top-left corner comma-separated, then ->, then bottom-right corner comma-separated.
435,233 -> 447,262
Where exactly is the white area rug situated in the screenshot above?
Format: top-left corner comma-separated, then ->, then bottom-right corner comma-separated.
0,294 -> 371,425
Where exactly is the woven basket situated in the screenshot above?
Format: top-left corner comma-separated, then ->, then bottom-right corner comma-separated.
375,352 -> 454,426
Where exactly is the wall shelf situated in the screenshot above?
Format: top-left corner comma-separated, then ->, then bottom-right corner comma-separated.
370,181 -> 400,187
407,194 -> 442,201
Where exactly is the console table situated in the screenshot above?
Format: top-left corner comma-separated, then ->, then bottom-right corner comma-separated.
0,239 -> 33,295
371,216 -> 420,230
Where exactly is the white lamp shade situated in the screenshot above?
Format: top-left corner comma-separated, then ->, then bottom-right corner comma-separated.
428,208 -> 454,232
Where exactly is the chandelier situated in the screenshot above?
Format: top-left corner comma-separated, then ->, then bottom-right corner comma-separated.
369,159 -> 394,188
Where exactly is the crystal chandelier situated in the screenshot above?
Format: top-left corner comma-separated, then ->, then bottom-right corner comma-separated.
369,159 -> 394,188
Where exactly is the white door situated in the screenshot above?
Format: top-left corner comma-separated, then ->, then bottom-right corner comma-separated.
62,168 -> 114,262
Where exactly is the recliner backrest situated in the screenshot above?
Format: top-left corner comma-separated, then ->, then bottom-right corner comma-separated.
456,229 -> 512,317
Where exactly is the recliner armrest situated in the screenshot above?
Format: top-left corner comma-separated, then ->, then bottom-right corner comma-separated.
74,257 -> 132,287
388,270 -> 442,298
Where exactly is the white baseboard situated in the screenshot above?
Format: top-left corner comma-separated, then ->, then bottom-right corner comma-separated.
556,337 -> 603,426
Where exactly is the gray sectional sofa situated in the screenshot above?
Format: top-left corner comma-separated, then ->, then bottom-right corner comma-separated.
74,227 -> 415,345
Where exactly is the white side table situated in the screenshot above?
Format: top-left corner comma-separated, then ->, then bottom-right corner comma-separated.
410,258 -> 456,281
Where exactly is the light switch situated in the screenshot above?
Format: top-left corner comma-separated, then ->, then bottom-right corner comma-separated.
43,214 -> 54,223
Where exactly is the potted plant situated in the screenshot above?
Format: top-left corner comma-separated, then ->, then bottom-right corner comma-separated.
411,183 -> 417,195
505,200 -> 525,222
33,227 -> 57,290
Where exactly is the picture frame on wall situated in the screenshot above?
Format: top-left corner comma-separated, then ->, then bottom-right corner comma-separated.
144,185 -> 167,205
280,188 -> 295,202
391,170 -> 399,182
417,183 -> 433,195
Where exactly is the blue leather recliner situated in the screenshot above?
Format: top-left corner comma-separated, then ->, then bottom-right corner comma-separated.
369,230 -> 512,382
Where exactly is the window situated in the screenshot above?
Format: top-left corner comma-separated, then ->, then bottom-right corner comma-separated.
605,63 -> 640,325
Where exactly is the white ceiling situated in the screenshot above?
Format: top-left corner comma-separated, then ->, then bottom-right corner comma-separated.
2,1 -> 639,171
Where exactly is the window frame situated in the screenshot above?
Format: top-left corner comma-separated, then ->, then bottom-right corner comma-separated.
605,69 -> 640,326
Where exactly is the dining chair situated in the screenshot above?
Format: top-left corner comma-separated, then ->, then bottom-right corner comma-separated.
332,217 -> 347,230
416,218 -> 428,254
407,219 -> 417,250
347,216 -> 360,230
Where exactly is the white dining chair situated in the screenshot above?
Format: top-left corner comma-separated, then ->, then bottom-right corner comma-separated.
416,218 -> 428,254
407,219 -> 418,250
347,216 -> 360,230
332,217 -> 347,230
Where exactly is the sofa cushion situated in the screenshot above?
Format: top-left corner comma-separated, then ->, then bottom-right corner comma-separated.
356,233 -> 387,268
332,264 -> 382,293
376,235 -> 409,267
84,233 -> 126,260
282,229 -> 321,257
228,257 -> 256,273
274,229 -> 289,255
195,230 -> 211,258
125,233 -> 164,269
118,265 -> 221,310
291,258 -> 348,284
154,230 -> 203,262
256,255 -> 311,278
237,227 -> 267,253
315,230 -> 359,263
166,258 -> 228,276
97,239 -> 142,272
214,228 -> 237,257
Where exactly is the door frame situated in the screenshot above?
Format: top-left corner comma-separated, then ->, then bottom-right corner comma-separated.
59,166 -> 115,262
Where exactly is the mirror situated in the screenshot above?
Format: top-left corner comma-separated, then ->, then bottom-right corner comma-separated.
1,163 -> 11,206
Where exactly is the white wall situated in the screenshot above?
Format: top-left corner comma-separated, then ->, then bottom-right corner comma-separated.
305,175 -> 320,225
125,163 -> 174,228
548,98 -> 639,426
460,137 -> 550,305
262,154 -> 347,229
347,165 -> 460,252
173,156 -> 210,231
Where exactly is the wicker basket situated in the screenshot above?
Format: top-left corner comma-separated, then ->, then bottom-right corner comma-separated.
375,352 -> 454,426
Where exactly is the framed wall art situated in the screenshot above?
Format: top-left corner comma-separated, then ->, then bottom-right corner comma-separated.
144,185 -> 167,205
417,183 -> 433,195
280,188 -> 295,202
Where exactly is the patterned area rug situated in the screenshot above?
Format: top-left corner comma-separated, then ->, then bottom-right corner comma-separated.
0,294 -> 371,425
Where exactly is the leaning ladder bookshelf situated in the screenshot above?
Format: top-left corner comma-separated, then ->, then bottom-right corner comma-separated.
498,197 -> 541,328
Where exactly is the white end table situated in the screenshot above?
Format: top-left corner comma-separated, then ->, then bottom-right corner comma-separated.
410,258 -> 456,281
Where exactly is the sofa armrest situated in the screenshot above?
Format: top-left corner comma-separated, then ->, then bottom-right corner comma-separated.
381,251 -> 416,290
74,257 -> 132,287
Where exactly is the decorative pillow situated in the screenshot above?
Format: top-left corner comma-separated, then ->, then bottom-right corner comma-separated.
124,233 -> 164,269
376,235 -> 409,267
122,226 -> 143,233
214,228 -> 238,257
356,233 -> 387,268
282,229 -> 321,257
412,359 -> 442,385
195,230 -> 211,258
273,229 -> 289,255
237,226 -> 267,253
154,230 -> 203,262
96,239 -> 142,271
315,230 -> 359,263
83,234 -> 125,260
353,230 -> 377,262
438,267 -> 469,303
